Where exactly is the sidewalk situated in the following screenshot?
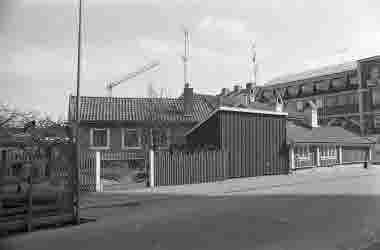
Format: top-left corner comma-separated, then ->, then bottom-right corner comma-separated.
124,164 -> 380,195
80,192 -> 174,209
80,165 -> 380,209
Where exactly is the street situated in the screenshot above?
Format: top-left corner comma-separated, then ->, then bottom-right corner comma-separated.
2,167 -> 380,250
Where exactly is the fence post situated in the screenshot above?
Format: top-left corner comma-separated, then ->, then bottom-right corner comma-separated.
316,146 -> 321,167
95,151 -> 102,192
26,163 -> 33,232
1,150 -> 6,182
149,149 -> 155,187
289,146 -> 295,173
338,146 -> 343,165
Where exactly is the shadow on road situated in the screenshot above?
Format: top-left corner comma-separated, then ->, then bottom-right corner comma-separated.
3,193 -> 380,250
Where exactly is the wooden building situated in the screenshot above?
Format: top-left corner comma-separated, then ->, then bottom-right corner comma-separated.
185,106 -> 289,178
287,120 -> 374,170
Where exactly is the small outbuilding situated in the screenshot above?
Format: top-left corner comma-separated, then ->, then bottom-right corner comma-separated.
286,102 -> 375,170
185,106 -> 289,178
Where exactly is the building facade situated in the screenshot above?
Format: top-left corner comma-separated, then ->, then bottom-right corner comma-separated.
252,55 -> 380,136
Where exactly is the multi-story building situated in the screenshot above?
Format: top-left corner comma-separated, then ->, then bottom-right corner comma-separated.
222,55 -> 380,136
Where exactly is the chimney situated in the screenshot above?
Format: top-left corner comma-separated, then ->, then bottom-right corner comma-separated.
220,88 -> 229,96
304,100 -> 318,128
217,95 -> 223,108
184,83 -> 193,116
246,82 -> 253,90
275,102 -> 283,112
233,85 -> 241,93
274,93 -> 283,112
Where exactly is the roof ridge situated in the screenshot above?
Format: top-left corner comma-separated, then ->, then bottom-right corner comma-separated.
266,60 -> 357,86
70,95 -> 182,101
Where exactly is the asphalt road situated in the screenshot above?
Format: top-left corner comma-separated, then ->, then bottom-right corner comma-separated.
3,169 -> 380,250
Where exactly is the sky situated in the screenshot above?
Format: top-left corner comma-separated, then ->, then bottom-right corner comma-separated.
1,0 -> 380,119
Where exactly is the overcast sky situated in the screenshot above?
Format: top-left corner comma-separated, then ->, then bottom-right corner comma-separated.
1,0 -> 380,119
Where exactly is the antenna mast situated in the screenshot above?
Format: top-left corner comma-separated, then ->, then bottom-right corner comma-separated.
182,27 -> 190,87
249,41 -> 257,85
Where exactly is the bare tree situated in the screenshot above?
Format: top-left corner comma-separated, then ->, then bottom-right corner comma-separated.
0,102 -> 38,128
0,102 -> 72,185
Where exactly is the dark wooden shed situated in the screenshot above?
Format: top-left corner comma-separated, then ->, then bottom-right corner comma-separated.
185,107 -> 289,178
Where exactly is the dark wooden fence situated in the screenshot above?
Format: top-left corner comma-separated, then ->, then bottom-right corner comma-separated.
153,149 -> 228,187
0,147 -> 75,235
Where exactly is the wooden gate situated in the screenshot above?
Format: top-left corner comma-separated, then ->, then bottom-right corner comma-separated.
100,151 -> 148,191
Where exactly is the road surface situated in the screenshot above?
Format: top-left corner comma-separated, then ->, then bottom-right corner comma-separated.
2,167 -> 380,250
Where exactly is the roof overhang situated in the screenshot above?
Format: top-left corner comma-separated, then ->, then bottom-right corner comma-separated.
185,106 -> 288,136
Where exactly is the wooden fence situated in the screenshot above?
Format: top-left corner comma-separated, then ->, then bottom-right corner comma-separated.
79,151 -> 97,192
0,148 -> 75,235
152,149 -> 228,187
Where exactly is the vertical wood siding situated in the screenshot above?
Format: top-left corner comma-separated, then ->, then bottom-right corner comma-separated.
79,151 -> 97,192
218,111 -> 288,178
153,149 -> 228,186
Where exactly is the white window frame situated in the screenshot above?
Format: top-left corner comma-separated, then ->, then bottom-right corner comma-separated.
121,128 -> 142,150
296,146 -> 310,160
89,128 -> 110,150
321,146 -> 337,160
152,128 -> 171,149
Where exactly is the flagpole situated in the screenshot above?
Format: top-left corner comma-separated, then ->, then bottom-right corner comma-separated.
75,0 -> 83,224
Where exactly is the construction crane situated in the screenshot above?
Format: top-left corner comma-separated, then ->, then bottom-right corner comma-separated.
106,60 -> 160,96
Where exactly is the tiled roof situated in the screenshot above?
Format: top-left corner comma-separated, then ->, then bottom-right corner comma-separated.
193,93 -> 238,109
287,122 -> 374,145
68,96 -> 214,123
266,61 -> 357,86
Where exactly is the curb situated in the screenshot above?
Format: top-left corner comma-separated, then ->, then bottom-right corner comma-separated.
80,200 -> 140,210
79,196 -> 176,210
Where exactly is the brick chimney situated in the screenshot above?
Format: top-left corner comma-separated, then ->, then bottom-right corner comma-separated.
220,88 -> 230,96
304,100 -> 318,128
217,95 -> 223,108
233,85 -> 241,93
275,102 -> 283,112
184,83 -> 193,116
246,82 -> 253,90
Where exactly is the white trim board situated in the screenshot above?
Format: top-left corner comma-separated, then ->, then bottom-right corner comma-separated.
185,106 -> 288,136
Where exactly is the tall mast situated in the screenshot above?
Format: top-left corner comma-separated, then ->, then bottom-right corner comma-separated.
249,41 -> 257,85
183,28 -> 189,87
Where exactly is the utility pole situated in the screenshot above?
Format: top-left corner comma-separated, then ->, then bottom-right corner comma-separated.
74,0 -> 83,224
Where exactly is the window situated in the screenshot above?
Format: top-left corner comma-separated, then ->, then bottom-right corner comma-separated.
122,128 -> 141,149
316,98 -> 323,108
326,96 -> 338,107
372,87 -> 380,106
296,101 -> 304,112
321,146 -> 336,159
152,128 -> 170,148
349,76 -> 358,85
337,95 -> 347,106
90,128 -> 110,149
332,78 -> 344,89
296,146 -> 310,160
